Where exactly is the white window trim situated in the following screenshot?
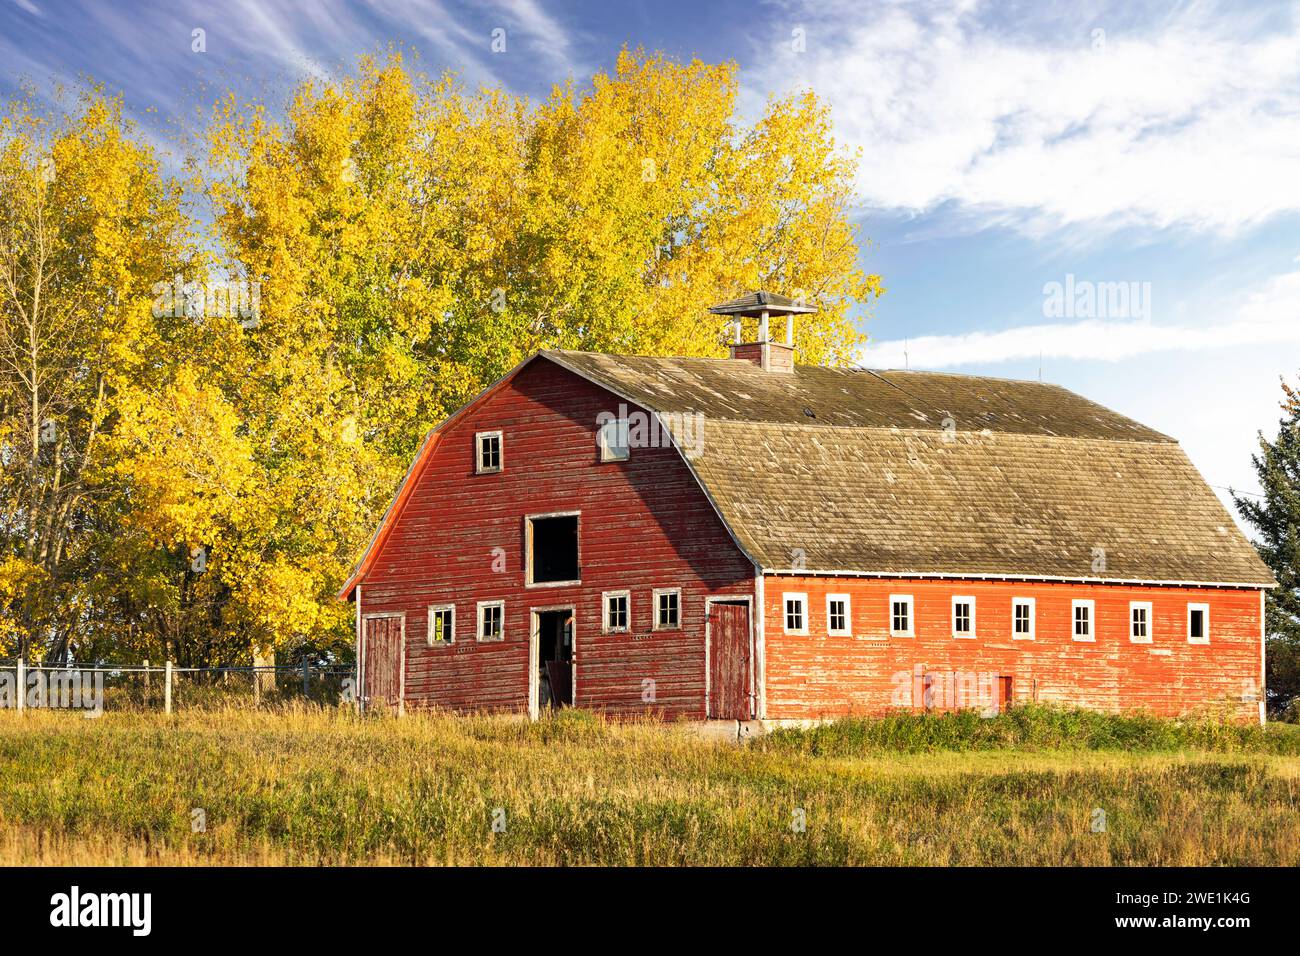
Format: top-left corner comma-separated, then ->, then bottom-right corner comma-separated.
652,587 -> 681,630
826,593 -> 852,636
474,430 -> 503,474
597,417 -> 630,462
1187,602 -> 1210,645
782,592 -> 809,636
1012,597 -> 1036,640
1072,599 -> 1096,642
889,594 -> 915,638
476,600 -> 505,642
602,590 -> 631,634
1129,600 -> 1153,644
951,595 -> 976,639
524,511 -> 581,588
427,603 -> 456,646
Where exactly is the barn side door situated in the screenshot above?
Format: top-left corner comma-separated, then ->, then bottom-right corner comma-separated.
362,614 -> 404,713
996,676 -> 1013,714
708,601 -> 752,720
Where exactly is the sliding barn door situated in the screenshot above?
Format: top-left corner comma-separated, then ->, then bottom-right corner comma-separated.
708,602 -> 752,720
363,615 -> 403,711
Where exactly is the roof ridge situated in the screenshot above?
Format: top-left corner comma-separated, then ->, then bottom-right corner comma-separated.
541,349 -> 1172,442
697,418 -> 1180,444
549,348 -> 1102,398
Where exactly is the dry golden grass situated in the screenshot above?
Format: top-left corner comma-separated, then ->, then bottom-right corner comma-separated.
0,706 -> 1295,865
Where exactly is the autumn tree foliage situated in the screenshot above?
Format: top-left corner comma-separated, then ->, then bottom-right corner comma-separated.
0,88 -> 197,663
1,50 -> 882,666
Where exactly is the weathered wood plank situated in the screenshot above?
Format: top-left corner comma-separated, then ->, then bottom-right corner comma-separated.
360,359 -> 755,718
762,575 -> 1262,721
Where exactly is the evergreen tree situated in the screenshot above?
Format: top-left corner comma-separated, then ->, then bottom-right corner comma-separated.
1235,378 -> 1300,719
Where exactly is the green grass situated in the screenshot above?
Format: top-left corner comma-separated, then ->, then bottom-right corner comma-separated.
0,705 -> 1295,865
758,704 -> 1300,756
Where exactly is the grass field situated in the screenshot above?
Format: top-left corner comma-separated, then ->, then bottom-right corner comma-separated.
0,705 -> 1296,866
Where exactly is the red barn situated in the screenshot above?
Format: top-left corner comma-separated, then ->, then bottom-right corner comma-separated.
340,293 -> 1273,726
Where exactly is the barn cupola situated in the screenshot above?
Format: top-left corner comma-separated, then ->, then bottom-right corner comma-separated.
709,291 -> 816,373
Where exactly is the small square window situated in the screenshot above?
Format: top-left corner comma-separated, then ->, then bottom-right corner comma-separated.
475,431 -> 502,474
598,417 -> 630,462
1012,598 -> 1035,640
783,593 -> 808,635
826,594 -> 851,636
952,596 -> 975,638
654,589 -> 680,629
477,601 -> 504,641
889,594 -> 914,637
1072,599 -> 1095,642
1188,603 -> 1209,644
603,591 -> 630,633
1130,601 -> 1153,644
428,605 -> 455,645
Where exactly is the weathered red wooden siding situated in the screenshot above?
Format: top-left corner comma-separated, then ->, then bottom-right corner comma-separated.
761,576 -> 1263,722
358,359 -> 755,718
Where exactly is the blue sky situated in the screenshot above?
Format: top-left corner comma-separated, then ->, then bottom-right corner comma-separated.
3,0 -> 1299,525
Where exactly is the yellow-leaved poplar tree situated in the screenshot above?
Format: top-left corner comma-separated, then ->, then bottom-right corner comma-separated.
2,48 -> 881,667
0,88 -> 196,662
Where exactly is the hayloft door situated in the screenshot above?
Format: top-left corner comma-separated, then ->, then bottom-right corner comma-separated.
708,601 -> 752,720
362,614 -> 404,712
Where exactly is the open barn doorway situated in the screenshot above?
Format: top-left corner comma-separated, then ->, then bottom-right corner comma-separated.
529,608 -> 574,719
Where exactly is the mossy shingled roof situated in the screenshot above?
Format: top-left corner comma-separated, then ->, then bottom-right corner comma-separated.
544,350 -> 1273,586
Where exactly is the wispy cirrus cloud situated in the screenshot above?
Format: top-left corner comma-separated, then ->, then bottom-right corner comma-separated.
861,266 -> 1300,369
0,0 -> 589,137
750,0 -> 1300,237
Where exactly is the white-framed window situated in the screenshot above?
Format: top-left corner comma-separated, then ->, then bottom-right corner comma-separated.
826,593 -> 851,636
1129,601 -> 1153,644
428,604 -> 455,645
475,430 -> 503,474
476,600 -> 504,641
653,588 -> 680,630
889,594 -> 915,637
597,417 -> 630,462
1012,597 -> 1035,640
603,590 -> 630,633
783,593 -> 808,635
951,595 -> 976,638
1187,602 -> 1210,644
1072,599 -> 1095,642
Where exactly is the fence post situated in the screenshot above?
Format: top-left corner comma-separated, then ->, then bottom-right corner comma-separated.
302,658 -> 310,698
143,658 -> 150,702
164,661 -> 173,715
253,666 -> 260,707
16,658 -> 24,713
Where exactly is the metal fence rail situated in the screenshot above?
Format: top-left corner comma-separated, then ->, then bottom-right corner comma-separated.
0,660 -> 356,714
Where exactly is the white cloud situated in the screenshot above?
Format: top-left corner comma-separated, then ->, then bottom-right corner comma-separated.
751,0 -> 1300,236
486,0 -> 579,71
861,267 -> 1300,368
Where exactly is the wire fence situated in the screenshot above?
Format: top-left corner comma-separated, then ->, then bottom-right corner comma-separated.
0,660 -> 356,714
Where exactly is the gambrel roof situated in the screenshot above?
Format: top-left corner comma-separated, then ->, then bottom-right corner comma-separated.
544,350 -> 1274,588
341,349 -> 1274,599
